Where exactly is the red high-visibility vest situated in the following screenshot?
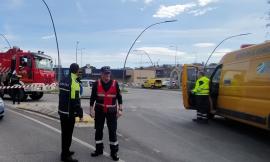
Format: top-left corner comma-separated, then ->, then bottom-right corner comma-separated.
96,79 -> 117,113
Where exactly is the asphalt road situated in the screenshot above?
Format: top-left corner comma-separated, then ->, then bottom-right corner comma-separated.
0,88 -> 270,162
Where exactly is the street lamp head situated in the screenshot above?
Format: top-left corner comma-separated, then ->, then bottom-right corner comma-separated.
240,33 -> 252,36
164,20 -> 177,23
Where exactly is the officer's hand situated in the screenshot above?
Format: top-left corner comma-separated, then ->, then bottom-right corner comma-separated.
117,105 -> 123,118
90,107 -> 95,119
117,110 -> 123,118
79,117 -> 84,122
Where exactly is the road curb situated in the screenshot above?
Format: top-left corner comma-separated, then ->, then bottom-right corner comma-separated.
5,102 -> 94,125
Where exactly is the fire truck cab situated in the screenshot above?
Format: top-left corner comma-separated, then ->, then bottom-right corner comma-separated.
0,47 -> 56,100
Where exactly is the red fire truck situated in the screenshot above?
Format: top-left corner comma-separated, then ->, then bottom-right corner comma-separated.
0,47 -> 56,100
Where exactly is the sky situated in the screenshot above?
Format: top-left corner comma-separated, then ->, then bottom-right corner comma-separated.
0,0 -> 269,68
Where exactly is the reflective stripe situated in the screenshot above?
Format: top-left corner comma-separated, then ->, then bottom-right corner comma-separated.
107,94 -> 116,97
59,88 -> 70,92
96,103 -> 117,108
58,110 -> 69,115
196,93 -> 208,95
109,141 -> 118,145
96,140 -> 103,144
97,94 -> 116,98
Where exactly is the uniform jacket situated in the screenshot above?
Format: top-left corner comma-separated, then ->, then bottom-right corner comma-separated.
192,76 -> 210,95
58,73 -> 83,118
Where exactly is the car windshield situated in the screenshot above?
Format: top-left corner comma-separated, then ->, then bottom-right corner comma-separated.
35,57 -> 53,71
155,80 -> 162,84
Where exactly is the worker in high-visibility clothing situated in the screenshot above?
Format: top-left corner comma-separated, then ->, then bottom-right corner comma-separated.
58,63 -> 83,162
90,66 -> 123,161
192,71 -> 210,123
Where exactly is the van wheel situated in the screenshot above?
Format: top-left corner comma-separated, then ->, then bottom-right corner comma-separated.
0,116 -> 3,120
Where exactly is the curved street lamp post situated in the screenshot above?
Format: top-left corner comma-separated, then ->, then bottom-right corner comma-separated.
122,20 -> 177,89
0,34 -> 11,49
204,33 -> 252,69
41,0 -> 61,81
133,49 -> 154,66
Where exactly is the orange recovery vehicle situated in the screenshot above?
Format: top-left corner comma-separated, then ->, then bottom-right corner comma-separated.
181,41 -> 270,130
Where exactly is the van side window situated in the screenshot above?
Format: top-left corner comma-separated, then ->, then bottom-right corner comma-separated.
212,68 -> 221,83
187,68 -> 197,82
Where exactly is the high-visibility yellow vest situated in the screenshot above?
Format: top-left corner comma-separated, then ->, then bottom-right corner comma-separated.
71,73 -> 80,99
192,76 -> 210,95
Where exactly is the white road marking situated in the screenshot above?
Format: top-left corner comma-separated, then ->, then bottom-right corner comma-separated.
153,148 -> 161,153
117,132 -> 123,137
10,107 -> 94,128
7,109 -> 125,162
19,109 -> 60,122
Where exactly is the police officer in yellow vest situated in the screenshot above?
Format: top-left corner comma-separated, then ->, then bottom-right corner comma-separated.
58,63 -> 83,162
192,71 -> 210,124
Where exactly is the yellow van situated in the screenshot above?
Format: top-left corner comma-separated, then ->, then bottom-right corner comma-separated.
142,79 -> 162,89
182,41 -> 270,130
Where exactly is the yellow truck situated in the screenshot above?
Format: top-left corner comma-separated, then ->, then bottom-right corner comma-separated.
142,79 -> 162,89
181,41 -> 270,130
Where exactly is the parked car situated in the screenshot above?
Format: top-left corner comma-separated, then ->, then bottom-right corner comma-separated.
162,80 -> 170,87
80,79 -> 95,98
0,97 -> 4,119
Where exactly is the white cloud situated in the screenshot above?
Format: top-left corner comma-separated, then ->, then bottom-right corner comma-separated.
121,0 -> 138,3
41,34 -> 55,40
214,48 -> 232,56
193,43 -> 216,48
153,3 -> 197,18
153,0 -> 219,18
136,47 -> 186,57
144,0 -> 153,4
198,0 -> 218,7
189,7 -> 216,16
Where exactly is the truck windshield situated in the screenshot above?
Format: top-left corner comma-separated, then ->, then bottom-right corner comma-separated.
35,58 -> 53,70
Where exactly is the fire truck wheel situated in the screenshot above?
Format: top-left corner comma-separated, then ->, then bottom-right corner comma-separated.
207,112 -> 215,119
0,90 -> 4,98
30,92 -> 43,100
20,90 -> 28,101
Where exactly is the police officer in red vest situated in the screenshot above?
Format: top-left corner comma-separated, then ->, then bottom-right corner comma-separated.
90,66 -> 123,161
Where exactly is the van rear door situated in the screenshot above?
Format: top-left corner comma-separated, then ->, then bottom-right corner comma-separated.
181,64 -> 199,109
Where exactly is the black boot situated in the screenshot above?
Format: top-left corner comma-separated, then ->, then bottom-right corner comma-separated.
91,143 -> 103,157
111,153 -> 119,161
110,143 -> 119,161
91,150 -> 103,157
67,151 -> 75,156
